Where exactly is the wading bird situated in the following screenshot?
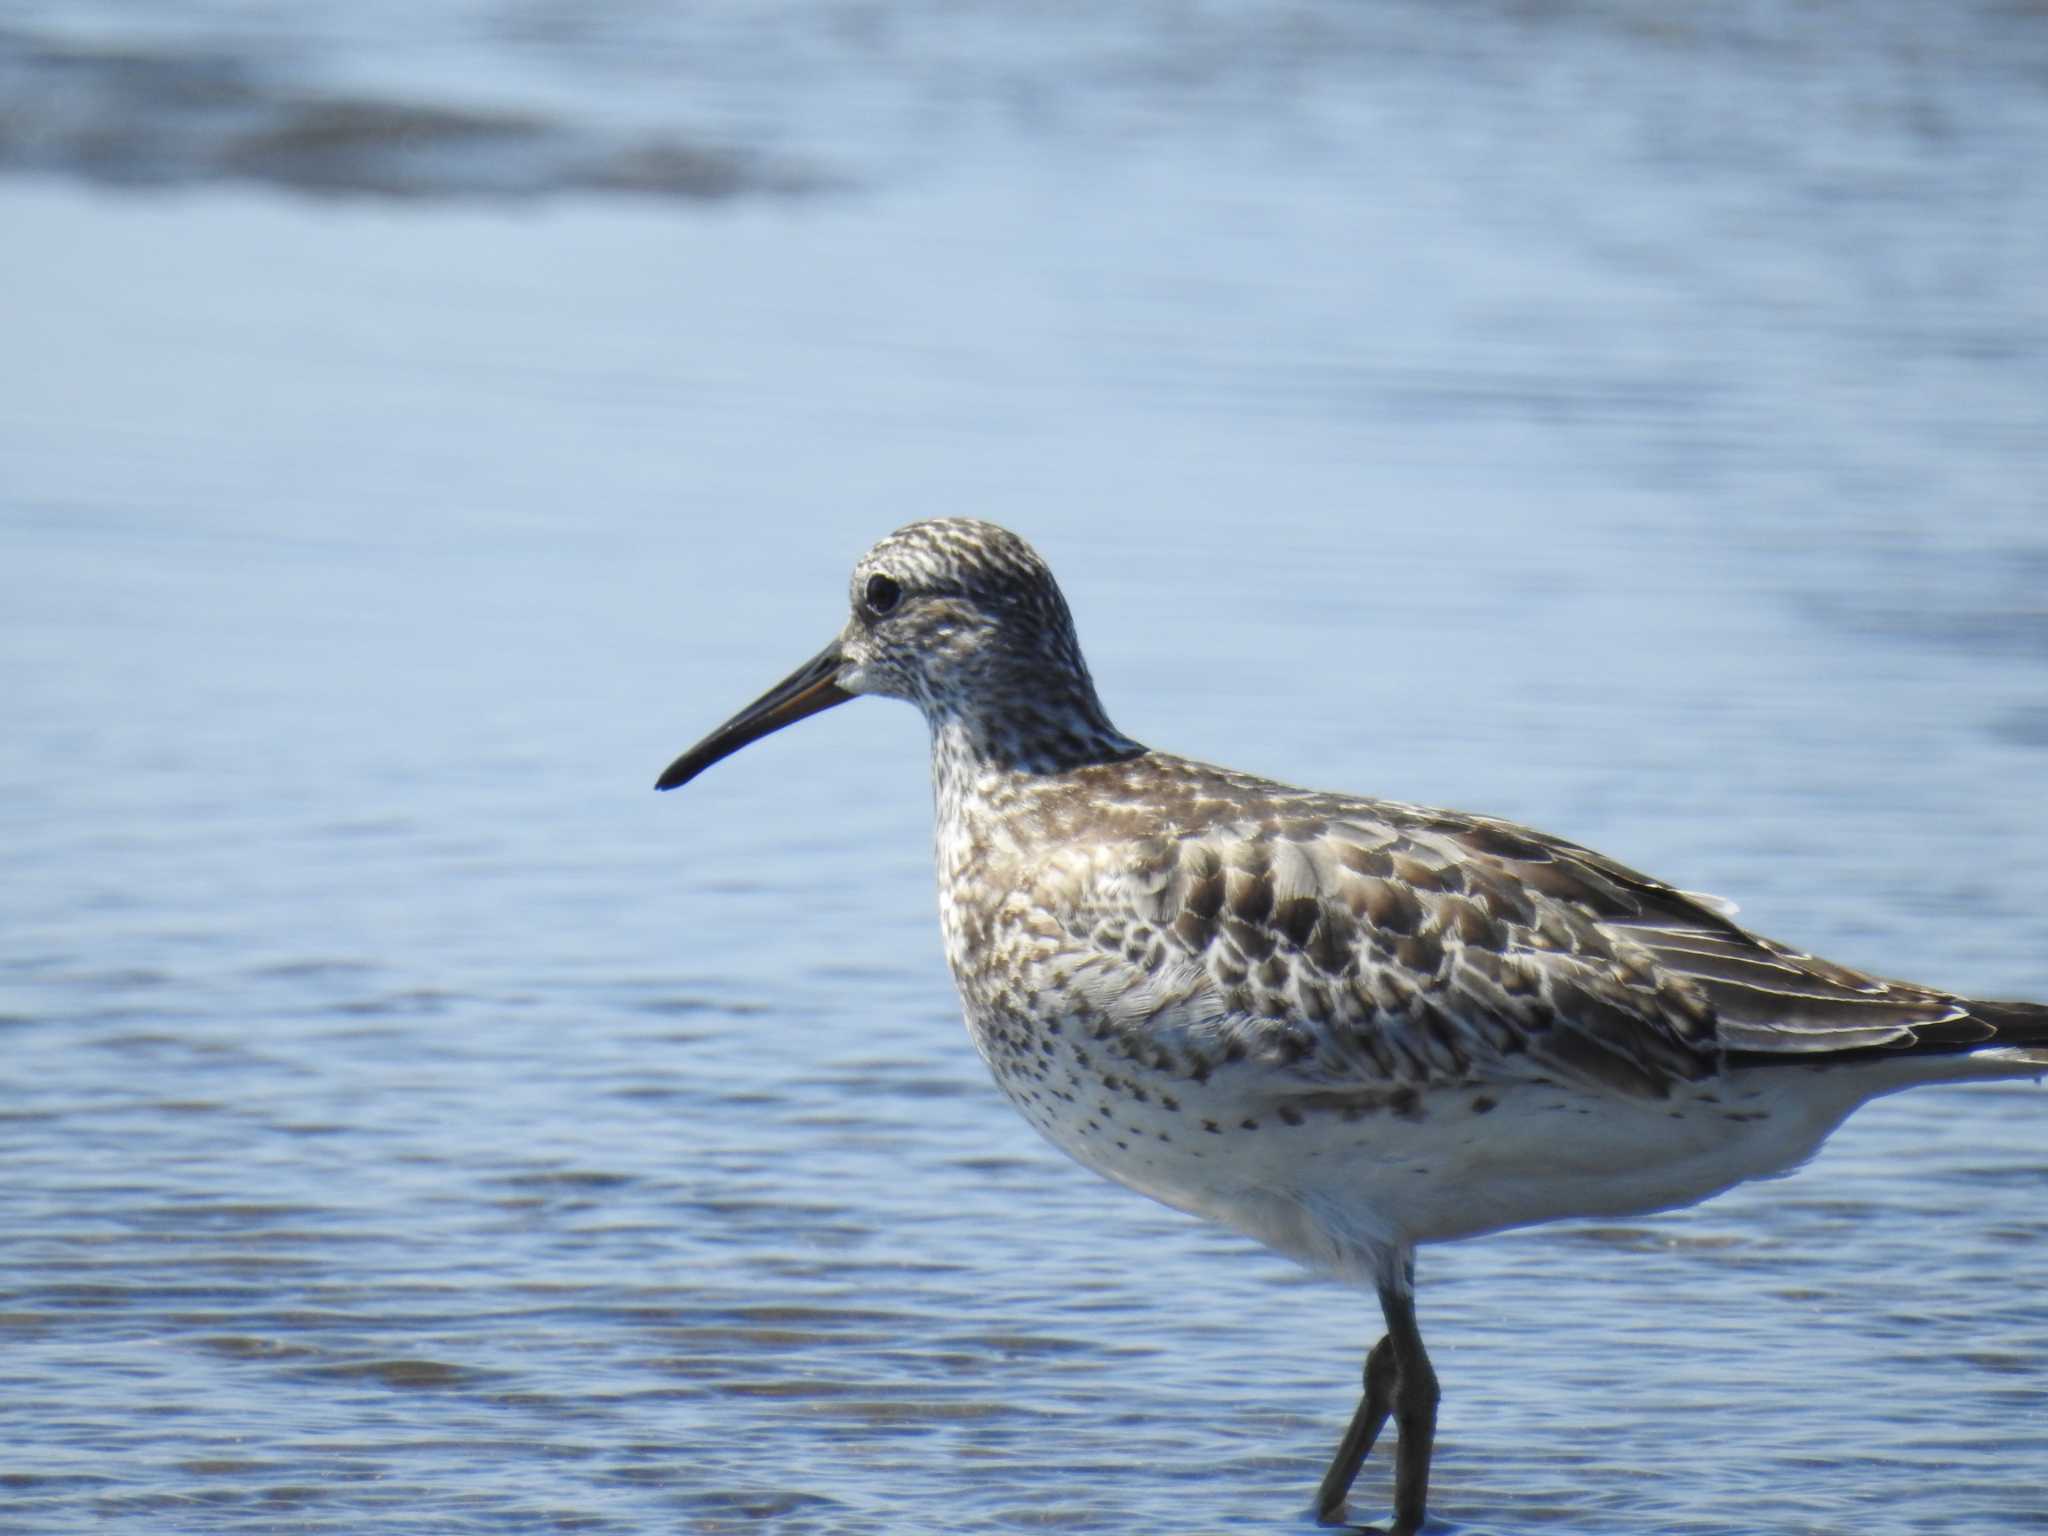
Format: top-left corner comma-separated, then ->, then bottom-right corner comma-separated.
657,518 -> 2046,1531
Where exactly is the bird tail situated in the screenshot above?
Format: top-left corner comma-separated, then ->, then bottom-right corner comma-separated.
1957,998 -> 2048,1072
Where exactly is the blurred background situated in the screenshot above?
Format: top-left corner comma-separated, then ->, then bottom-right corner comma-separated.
2,3 -> 2046,1532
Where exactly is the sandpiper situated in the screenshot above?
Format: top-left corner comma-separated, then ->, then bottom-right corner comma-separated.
657,517 -> 2047,1532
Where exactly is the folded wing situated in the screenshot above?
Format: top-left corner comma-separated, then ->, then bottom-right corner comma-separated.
1025,796 -> 1982,1103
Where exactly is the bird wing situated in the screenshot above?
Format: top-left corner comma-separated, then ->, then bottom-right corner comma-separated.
1022,797 -> 1979,1102
1422,811 -> 1987,1057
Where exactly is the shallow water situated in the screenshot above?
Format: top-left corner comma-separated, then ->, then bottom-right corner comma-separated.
3,3 -> 2048,1532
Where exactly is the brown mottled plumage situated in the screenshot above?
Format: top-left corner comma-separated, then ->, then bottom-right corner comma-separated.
658,517 -> 2048,1532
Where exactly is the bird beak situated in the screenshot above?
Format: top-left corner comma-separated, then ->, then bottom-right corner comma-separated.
655,639 -> 854,791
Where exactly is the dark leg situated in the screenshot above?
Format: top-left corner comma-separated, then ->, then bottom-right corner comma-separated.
1313,1334 -> 1395,1522
1313,1255 -> 1438,1533
1381,1265 -> 1438,1535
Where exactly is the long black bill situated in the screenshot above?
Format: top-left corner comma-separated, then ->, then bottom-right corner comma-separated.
655,640 -> 853,791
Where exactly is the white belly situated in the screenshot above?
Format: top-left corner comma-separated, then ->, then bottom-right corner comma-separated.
969,1012 -> 1921,1284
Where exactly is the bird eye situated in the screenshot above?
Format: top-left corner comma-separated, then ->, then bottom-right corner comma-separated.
864,573 -> 902,616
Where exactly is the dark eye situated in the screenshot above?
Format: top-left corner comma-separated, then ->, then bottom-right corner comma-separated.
864,573 -> 902,616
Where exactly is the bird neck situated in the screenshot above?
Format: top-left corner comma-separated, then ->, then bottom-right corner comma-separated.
925,688 -> 1145,974
925,683 -> 1143,811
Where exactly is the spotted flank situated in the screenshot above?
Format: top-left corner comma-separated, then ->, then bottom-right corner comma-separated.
658,517 -> 2048,1534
